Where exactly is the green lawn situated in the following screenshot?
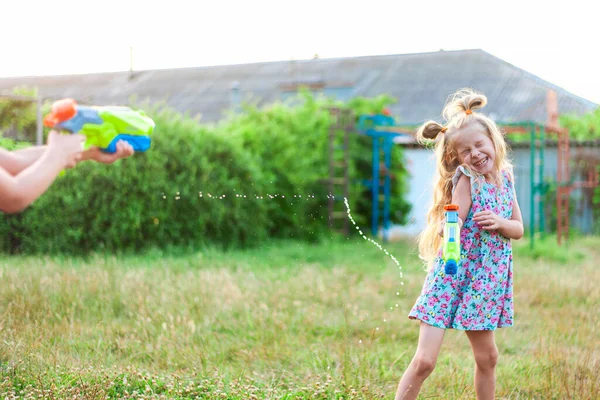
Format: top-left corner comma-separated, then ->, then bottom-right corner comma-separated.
0,235 -> 598,399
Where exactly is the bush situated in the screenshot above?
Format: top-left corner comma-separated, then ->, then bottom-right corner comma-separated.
0,86 -> 43,142
559,108 -> 600,141
4,103 -> 273,255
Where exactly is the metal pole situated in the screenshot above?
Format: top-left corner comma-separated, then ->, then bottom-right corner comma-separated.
529,122 -> 535,249
328,108 -> 336,229
36,95 -> 43,145
539,125 -> 545,235
372,135 -> 379,237
129,46 -> 134,80
383,138 -> 392,242
343,109 -> 351,236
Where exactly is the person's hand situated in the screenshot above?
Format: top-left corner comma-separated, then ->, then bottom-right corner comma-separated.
473,210 -> 503,231
47,130 -> 85,169
83,140 -> 135,164
438,217 -> 463,237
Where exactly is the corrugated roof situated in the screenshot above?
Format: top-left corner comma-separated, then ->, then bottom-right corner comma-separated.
0,49 -> 596,124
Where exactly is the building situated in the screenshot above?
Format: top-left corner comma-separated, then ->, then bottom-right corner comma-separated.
0,49 -> 595,124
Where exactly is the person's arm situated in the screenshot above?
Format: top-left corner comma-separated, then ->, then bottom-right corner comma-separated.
499,196 -> 524,239
452,174 -> 472,227
0,131 -> 84,214
0,146 -> 47,176
438,174 -> 471,235
0,140 -> 134,175
0,148 -> 69,213
473,198 -> 524,240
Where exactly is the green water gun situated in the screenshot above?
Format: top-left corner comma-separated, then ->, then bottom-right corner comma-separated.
43,98 -> 154,153
442,204 -> 460,275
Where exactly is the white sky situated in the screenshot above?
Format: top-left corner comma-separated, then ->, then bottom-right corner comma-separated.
1,0 -> 598,103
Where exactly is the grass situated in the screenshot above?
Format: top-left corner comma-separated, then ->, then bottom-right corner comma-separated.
0,234 -> 598,399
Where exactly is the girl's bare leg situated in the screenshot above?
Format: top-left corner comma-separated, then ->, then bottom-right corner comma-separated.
395,322 -> 446,400
465,330 -> 498,400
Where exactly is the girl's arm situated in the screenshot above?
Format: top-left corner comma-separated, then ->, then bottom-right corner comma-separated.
473,197 -> 524,240
439,174 -> 472,235
452,174 -> 472,226
498,196 -> 524,239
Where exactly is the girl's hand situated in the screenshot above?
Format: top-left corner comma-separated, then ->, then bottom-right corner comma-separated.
437,217 -> 463,237
473,210 -> 504,230
82,140 -> 135,164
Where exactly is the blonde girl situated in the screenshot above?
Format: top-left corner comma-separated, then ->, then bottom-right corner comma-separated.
396,88 -> 524,400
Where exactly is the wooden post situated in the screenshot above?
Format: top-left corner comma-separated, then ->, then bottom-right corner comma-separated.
546,89 -> 559,129
548,89 -> 572,245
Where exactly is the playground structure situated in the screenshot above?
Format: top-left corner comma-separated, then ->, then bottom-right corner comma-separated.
500,90 -> 600,246
356,113 -> 412,241
326,108 -> 413,241
326,108 -> 413,240
327,90 -> 599,247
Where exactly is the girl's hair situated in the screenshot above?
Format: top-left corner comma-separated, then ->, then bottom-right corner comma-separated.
415,88 -> 513,269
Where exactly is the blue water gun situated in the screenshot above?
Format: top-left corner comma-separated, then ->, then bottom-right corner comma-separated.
43,98 -> 154,153
442,204 -> 461,275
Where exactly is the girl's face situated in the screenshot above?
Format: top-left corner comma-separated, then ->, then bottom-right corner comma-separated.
453,125 -> 496,179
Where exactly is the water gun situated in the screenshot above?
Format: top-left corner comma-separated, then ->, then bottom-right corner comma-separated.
442,204 -> 460,275
43,98 -> 154,153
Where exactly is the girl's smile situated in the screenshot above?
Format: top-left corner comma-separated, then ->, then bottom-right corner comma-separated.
453,125 -> 496,180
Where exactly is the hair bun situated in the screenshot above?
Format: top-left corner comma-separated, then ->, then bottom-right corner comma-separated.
443,88 -> 487,121
416,120 -> 444,143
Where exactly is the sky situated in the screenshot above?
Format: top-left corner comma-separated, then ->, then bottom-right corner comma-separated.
1,0 -> 598,104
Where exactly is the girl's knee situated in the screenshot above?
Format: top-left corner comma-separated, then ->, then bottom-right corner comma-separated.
475,347 -> 499,371
412,354 -> 437,378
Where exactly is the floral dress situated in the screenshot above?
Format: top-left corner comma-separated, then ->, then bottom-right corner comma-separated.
408,165 -> 516,330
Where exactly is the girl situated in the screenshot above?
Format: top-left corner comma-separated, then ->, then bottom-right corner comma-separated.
395,88 -> 524,400
0,131 -> 134,213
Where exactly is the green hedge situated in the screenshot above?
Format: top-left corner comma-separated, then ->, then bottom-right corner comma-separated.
0,91 -> 411,255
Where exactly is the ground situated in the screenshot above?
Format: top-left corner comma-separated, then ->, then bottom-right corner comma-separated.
0,235 -> 598,399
